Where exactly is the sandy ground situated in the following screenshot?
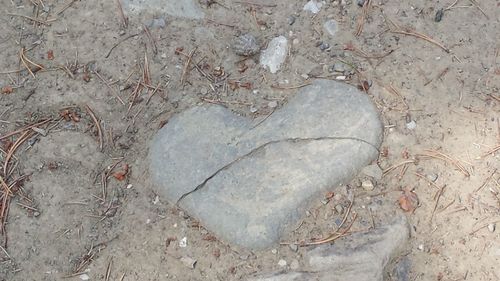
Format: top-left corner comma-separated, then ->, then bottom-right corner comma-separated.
0,0 -> 499,280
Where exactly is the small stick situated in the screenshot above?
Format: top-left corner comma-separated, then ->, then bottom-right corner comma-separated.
0,119 -> 51,140
303,214 -> 358,245
390,27 -> 450,53
424,67 -> 449,86
57,0 -> 77,15
105,33 -> 140,58
418,149 -> 470,177
3,130 -> 32,176
105,257 -> 113,281
474,169 -> 497,193
271,82 -> 312,90
382,160 -> 416,176
85,105 -> 104,151
234,0 -> 277,7
115,0 -> 128,28
93,71 -> 126,105
180,48 -> 197,85
468,0 -> 489,19
0,244 -> 11,260
355,0 -> 371,37
444,0 -> 460,10
7,13 -> 55,25
143,26 -> 158,55
414,173 -> 441,190
482,144 -> 500,158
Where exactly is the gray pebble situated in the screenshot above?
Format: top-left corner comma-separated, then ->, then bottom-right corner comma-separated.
319,42 -> 330,51
288,15 -> 296,25
233,34 -> 260,56
289,244 -> 299,252
335,204 -> 344,214
357,0 -> 365,7
180,257 -> 197,269
268,101 -> 278,108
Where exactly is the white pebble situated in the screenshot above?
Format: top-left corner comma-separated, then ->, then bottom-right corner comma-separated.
179,237 -> 188,248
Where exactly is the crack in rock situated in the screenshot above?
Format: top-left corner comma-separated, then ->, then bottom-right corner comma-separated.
176,136 -> 379,204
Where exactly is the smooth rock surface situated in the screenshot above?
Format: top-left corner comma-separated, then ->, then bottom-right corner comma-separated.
122,0 -> 204,19
260,36 -> 288,73
150,80 -> 383,249
248,217 -> 410,281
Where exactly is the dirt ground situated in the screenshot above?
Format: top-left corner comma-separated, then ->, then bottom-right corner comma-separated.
0,0 -> 499,280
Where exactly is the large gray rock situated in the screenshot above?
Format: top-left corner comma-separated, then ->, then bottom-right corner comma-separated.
150,80 -> 383,249
122,0 -> 204,19
248,217 -> 410,281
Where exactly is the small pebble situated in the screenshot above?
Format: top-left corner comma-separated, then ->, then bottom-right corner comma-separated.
79,274 -> 90,281
33,211 -> 40,217
406,120 -> 417,130
239,254 -> 249,260
303,0 -> 323,14
417,244 -> 424,251
488,223 -> 496,233
233,33 -> 260,56
179,237 -> 188,248
435,8 -> 444,22
278,259 -> 287,267
289,244 -> 298,252
288,15 -> 296,25
319,42 -> 330,51
323,19 -> 338,37
426,173 -> 438,182
357,0 -> 366,7
268,101 -> 278,108
361,179 -> 374,191
271,248 -> 278,254
180,256 -> 197,269
335,204 -> 344,214
335,75 -> 346,80
250,106 -> 258,113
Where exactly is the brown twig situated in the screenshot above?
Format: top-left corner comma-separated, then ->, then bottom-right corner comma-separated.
389,22 -> 450,53
271,82 -> 312,90
115,0 -> 128,28
93,71 -> 126,105
355,0 -> 371,36
303,214 -> 358,245
468,0 -> 489,19
474,169 -> 497,193
85,105 -> 104,151
418,149 -> 470,177
382,160 -> 416,176
233,0 -> 277,7
180,48 -> 197,85
424,67 -> 449,86
7,13 -> 55,25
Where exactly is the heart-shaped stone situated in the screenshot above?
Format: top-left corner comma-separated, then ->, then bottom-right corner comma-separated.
150,80 -> 382,249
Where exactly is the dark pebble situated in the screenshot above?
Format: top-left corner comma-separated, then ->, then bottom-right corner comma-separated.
435,8 -> 444,22
357,0 -> 366,7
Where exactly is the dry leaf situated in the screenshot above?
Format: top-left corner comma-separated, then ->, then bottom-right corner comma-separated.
47,50 -> 54,60
398,189 -> 419,212
1,86 -> 13,94
325,191 -> 335,200
112,164 -> 129,181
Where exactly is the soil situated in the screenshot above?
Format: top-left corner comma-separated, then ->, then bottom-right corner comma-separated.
0,0 -> 499,280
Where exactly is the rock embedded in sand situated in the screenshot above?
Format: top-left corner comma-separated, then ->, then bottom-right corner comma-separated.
150,80 -> 383,249
260,36 -> 288,73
